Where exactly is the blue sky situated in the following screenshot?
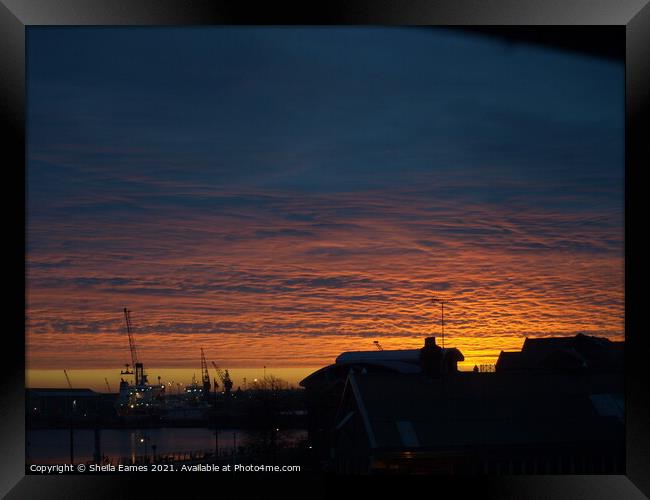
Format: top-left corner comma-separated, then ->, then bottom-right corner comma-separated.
28,27 -> 623,210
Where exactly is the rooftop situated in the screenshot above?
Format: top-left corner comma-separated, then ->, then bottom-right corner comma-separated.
496,333 -> 623,372
27,388 -> 99,397
338,369 -> 623,450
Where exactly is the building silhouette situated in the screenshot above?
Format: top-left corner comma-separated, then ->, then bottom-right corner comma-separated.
300,334 -> 624,474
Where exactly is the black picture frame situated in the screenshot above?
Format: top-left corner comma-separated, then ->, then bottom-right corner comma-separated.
2,1 -> 648,498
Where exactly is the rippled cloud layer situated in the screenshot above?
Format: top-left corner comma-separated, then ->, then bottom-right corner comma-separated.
27,186 -> 623,370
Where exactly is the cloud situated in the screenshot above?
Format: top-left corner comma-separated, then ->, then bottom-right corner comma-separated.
26,185 -> 624,370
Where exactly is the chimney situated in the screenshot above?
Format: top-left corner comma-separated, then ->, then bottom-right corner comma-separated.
420,336 -> 443,378
424,336 -> 437,348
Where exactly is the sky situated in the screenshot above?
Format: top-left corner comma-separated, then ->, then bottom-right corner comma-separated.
26,27 -> 624,391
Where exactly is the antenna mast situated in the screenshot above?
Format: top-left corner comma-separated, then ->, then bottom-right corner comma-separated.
431,297 -> 453,348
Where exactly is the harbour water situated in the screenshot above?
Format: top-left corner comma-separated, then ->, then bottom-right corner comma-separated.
27,427 -> 307,465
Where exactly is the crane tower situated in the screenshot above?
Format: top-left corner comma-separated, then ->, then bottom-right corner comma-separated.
210,361 -> 233,397
121,308 -> 147,385
200,348 -> 211,400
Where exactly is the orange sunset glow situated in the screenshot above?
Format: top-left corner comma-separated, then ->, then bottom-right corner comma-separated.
26,28 -> 624,392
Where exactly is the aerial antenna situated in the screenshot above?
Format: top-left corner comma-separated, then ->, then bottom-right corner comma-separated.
431,297 -> 454,348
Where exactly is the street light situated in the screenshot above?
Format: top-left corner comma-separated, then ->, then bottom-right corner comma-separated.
138,434 -> 150,462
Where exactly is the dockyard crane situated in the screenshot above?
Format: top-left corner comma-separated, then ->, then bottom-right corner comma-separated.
200,348 -> 211,399
63,370 -> 77,416
210,361 -> 233,396
373,341 -> 384,351
123,308 -> 138,368
120,308 -> 147,385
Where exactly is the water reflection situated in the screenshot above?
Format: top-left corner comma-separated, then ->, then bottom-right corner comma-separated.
27,428 -> 307,464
